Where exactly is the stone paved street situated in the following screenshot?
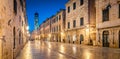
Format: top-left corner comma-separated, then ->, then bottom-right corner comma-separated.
16,40 -> 120,59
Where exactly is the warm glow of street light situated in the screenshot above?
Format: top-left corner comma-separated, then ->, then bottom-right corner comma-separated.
86,28 -> 90,34
49,34 -> 51,37
61,32 -> 65,36
26,26 -> 29,30
27,31 -> 29,34
86,25 -> 90,36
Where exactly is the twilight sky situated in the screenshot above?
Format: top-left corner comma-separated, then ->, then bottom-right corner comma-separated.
26,0 -> 68,32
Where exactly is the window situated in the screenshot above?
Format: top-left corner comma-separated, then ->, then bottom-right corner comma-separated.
22,21 -> 23,26
68,22 -> 70,29
73,2 -> 76,10
59,15 -> 61,20
119,31 -> 120,48
73,20 -> 76,27
102,8 -> 109,22
19,31 -> 21,44
20,0 -> 23,7
68,6 -> 70,13
19,16 -> 21,22
119,4 -> 120,18
80,17 -> 84,26
20,0 -> 23,11
14,0 -> 17,14
59,25 -> 61,31
13,27 -> 16,49
8,19 -> 11,26
80,0 -> 84,5
56,16 -> 58,22
56,26 -> 58,32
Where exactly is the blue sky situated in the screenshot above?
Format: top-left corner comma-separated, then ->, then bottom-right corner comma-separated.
26,0 -> 68,32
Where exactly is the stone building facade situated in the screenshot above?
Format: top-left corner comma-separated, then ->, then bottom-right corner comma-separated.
65,0 -> 96,45
50,9 -> 66,42
38,9 -> 66,42
56,9 -> 66,43
39,23 -> 45,40
37,0 -> 120,48
0,0 -> 14,59
44,18 -> 51,41
0,0 -> 28,59
96,0 -> 120,48
50,15 -> 58,42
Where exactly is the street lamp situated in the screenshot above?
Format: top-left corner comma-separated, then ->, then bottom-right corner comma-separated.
27,31 -> 29,34
61,32 -> 65,36
26,26 -> 29,30
48,34 -> 51,37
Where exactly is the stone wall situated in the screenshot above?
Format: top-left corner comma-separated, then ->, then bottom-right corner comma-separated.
0,0 -> 28,59
96,0 -> 120,48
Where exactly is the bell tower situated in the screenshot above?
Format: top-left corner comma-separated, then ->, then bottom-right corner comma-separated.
34,12 -> 39,30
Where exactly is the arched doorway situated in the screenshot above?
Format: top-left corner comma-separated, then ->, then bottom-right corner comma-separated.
119,31 -> 120,48
67,35 -> 70,43
102,31 -> 109,47
80,35 -> 84,44
13,27 -> 16,49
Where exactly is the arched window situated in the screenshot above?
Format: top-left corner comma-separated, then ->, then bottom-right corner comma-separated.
102,31 -> 109,47
80,34 -> 84,44
13,27 -> 16,49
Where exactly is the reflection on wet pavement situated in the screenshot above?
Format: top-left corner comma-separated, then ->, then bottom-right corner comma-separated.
16,40 -> 120,59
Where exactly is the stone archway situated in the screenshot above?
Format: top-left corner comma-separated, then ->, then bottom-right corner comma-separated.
67,35 -> 70,43
80,34 -> 84,44
102,31 -> 109,47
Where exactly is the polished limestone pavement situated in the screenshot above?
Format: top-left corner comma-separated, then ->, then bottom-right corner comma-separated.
16,40 -> 120,59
